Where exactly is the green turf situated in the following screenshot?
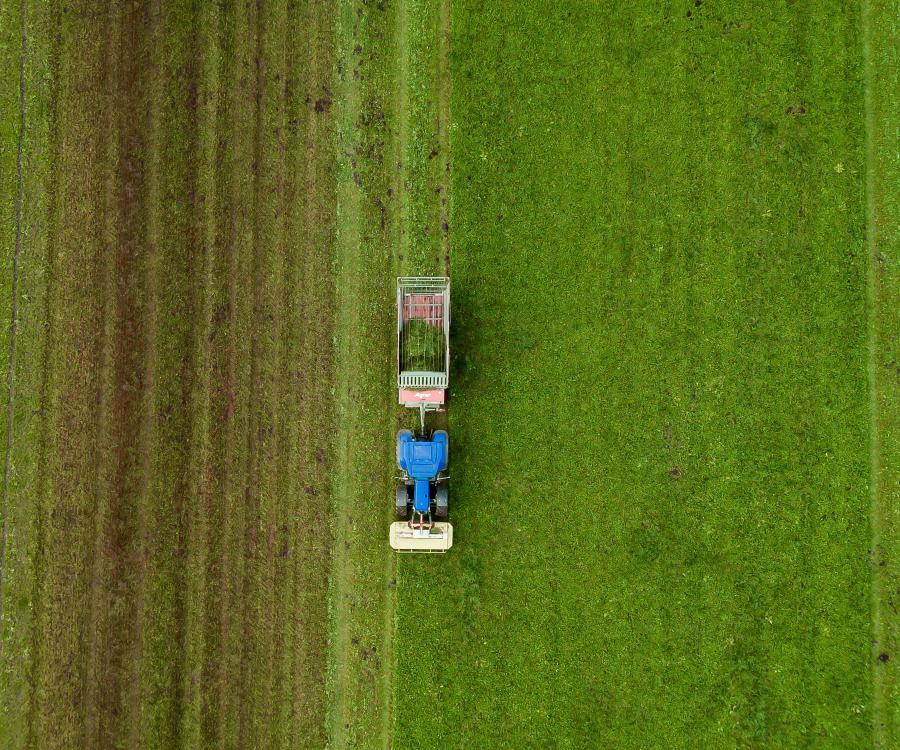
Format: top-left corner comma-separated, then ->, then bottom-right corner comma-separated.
395,2 -> 877,747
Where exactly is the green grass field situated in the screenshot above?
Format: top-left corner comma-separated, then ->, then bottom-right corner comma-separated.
0,1 -> 896,748
393,1 -> 897,747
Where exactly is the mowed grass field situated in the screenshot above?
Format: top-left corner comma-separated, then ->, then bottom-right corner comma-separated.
1,1 -> 337,747
394,1 -> 899,748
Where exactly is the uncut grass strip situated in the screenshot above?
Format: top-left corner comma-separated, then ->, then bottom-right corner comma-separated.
400,3 -> 872,747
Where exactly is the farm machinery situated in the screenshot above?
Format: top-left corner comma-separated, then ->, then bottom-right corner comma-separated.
389,277 -> 453,553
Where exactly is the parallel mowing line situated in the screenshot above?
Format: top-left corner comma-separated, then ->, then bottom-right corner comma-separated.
253,0 -> 287,740
282,4 -> 303,739
181,1 -> 221,742
131,0 -> 163,746
195,2 -> 229,745
206,3 -> 237,744
264,0 -> 290,742
237,0 -> 265,743
278,4 -> 312,745
82,5 -> 121,744
26,0 -> 61,740
327,4 -> 364,745
860,0 -> 887,745
108,2 -> 157,737
220,1 -> 252,742
292,3 -> 333,744
0,0 -> 27,646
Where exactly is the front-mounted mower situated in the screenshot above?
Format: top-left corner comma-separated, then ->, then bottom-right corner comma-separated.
390,277 -> 453,553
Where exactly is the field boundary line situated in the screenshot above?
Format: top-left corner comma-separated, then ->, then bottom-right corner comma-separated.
131,1 -> 162,746
0,0 -> 28,645
861,0 -> 898,745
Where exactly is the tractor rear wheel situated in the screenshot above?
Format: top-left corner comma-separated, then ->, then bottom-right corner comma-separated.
395,485 -> 410,520
434,484 -> 448,519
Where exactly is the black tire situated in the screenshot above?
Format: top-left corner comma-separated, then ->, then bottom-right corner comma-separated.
395,485 -> 410,520
396,429 -> 414,468
434,483 -> 448,519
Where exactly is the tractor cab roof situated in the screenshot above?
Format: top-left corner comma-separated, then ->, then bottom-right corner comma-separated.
398,432 -> 447,481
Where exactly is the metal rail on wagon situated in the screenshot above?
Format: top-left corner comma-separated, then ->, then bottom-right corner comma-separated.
396,276 -> 450,414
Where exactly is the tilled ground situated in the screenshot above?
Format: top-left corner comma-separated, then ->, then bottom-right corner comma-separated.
0,2 -> 335,747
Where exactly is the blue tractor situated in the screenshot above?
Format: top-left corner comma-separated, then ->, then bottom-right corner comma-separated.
391,277 -> 453,552
395,429 -> 449,525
